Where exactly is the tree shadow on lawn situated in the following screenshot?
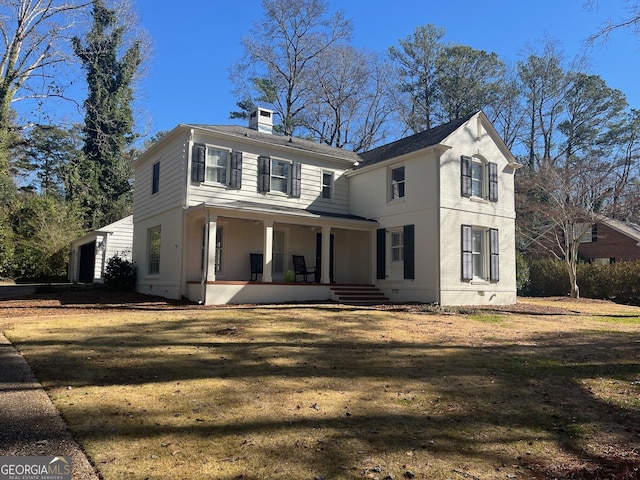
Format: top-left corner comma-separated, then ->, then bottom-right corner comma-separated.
10,315 -> 640,479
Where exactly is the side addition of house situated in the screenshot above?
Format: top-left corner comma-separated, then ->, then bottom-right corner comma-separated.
348,111 -> 521,305
131,108 -> 520,306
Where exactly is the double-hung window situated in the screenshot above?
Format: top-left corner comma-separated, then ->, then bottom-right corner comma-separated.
206,147 -> 229,184
192,144 -> 242,188
390,165 -> 405,200
471,161 -> 484,197
322,171 -> 334,199
271,159 -> 289,193
257,156 -> 301,197
147,226 -> 161,276
376,225 -> 415,281
462,225 -> 499,282
390,230 -> 404,263
461,156 -> 498,201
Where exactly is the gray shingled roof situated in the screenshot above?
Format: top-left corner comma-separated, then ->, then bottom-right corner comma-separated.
357,112 -> 478,167
186,124 -> 362,164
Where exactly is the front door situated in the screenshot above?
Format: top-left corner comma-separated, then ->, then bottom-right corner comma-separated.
315,233 -> 335,283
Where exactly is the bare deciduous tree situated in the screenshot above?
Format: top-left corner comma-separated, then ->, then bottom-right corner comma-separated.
0,0 -> 90,129
301,46 -> 391,152
231,0 -> 352,136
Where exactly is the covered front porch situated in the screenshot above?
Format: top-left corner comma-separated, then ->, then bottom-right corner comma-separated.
183,202 -> 378,305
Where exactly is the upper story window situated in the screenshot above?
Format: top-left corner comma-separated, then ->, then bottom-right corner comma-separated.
461,155 -> 498,201
471,161 -> 484,197
258,155 -> 301,198
271,159 -> 290,193
191,144 -> 242,189
152,162 -> 160,194
322,171 -> 334,199
206,148 -> 229,184
390,165 -> 405,201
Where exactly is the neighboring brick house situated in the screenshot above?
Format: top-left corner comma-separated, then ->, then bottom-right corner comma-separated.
577,217 -> 640,264
130,108 -> 521,305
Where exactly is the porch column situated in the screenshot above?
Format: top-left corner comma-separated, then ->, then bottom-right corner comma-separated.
321,225 -> 331,284
206,214 -> 218,282
263,220 -> 273,283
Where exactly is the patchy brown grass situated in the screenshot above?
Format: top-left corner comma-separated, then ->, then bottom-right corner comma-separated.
2,294 -> 639,479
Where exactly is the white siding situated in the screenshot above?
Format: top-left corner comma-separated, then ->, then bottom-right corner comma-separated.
134,133 -> 188,223
133,207 -> 184,299
187,131 -> 353,215
104,215 -> 134,259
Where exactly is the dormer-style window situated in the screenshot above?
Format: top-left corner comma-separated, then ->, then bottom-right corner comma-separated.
191,144 -> 242,189
461,155 -> 498,201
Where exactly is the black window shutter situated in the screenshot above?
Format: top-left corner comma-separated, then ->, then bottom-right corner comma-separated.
403,224 -> 415,280
461,155 -> 472,197
192,144 -> 205,183
461,224 -> 473,281
488,162 -> 498,201
591,223 -> 598,242
258,155 -> 270,193
376,229 -> 386,280
291,162 -> 301,197
229,151 -> 242,189
489,228 -> 500,282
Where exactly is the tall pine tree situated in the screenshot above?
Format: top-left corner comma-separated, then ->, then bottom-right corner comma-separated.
72,0 -> 141,229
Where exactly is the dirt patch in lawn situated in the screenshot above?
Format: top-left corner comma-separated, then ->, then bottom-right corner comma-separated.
1,292 -> 639,479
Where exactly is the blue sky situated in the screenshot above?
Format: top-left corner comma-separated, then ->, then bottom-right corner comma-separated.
134,1 -> 640,137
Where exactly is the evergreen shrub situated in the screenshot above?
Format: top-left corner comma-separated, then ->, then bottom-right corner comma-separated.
104,253 -> 136,291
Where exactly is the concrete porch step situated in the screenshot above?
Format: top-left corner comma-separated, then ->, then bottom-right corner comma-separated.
330,285 -> 389,305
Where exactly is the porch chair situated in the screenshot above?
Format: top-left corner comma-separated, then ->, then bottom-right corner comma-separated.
292,254 -> 316,283
250,253 -> 263,281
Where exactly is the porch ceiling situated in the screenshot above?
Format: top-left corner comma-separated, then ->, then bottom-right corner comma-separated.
186,201 -> 378,230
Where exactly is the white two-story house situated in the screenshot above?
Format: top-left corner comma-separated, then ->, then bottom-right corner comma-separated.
132,108 -> 520,305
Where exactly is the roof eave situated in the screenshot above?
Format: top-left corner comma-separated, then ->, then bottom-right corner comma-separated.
346,143 -> 451,176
